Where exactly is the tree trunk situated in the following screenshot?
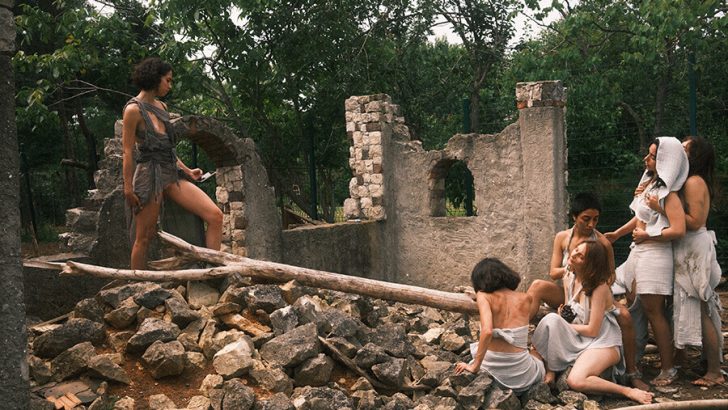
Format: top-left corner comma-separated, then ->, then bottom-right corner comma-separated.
59,103 -> 79,200
54,231 -> 479,314
75,102 -> 97,189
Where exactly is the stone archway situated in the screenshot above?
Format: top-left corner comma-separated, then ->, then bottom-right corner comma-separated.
61,115 -> 282,268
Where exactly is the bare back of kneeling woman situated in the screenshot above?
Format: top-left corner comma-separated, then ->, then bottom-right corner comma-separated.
455,258 -> 544,393
531,241 -> 653,404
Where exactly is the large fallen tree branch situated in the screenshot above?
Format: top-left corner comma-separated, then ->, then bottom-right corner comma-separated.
52,231 -> 478,314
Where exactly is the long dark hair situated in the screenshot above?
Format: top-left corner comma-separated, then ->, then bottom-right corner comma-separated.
645,138 -> 665,188
683,136 -> 717,202
470,258 -> 521,293
578,241 -> 611,297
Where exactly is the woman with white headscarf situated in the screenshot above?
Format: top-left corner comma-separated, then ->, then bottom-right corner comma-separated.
605,137 -> 688,386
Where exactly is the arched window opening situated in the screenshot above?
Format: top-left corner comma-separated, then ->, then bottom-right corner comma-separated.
429,159 -> 476,217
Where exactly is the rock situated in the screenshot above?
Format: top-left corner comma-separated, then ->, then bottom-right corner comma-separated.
372,357 -> 407,387
33,318 -> 105,358
364,323 -> 413,358
583,399 -> 601,410
485,386 -> 521,410
214,339 -> 255,379
406,355 -> 425,384
186,352 -> 207,371
244,285 -> 287,314
219,286 -> 248,306
382,392 -> 415,409
249,361 -> 294,395
439,331 -> 466,352
188,281 -> 221,309
447,369 -> 477,390
351,389 -> 382,410
113,396 -> 135,409
253,392 -> 294,410
29,394 -> 55,410
199,319 -> 219,358
433,380 -> 458,398
457,373 -> 493,410
28,355 -> 52,384
137,306 -> 164,323
148,394 -> 177,409
200,374 -> 225,397
354,343 -> 390,369
107,330 -> 134,353
134,285 -> 172,309
555,367 -> 571,393
126,318 -> 180,353
419,356 -> 453,387
212,302 -> 242,317
98,282 -> 150,308
72,298 -> 106,323
165,297 -> 202,327
142,340 -> 186,379
251,332 -> 276,349
415,394 -> 459,410
188,395 -> 212,410
294,354 -> 334,387
270,306 -> 299,335
205,330 -> 250,359
260,323 -> 320,368
222,378 -> 256,410
558,390 -> 588,407
420,328 -> 445,344
523,381 -> 557,404
291,295 -> 324,325
50,341 -> 95,381
291,386 -> 353,410
523,400 -> 553,410
350,377 -> 374,391
209,389 -> 225,410
104,297 -> 140,329
325,336 -> 359,358
87,355 -> 131,384
315,310 -> 365,340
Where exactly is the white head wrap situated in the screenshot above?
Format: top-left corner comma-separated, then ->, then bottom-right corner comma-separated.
629,136 -> 689,236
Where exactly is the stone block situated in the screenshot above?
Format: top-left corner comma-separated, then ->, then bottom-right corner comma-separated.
368,131 -> 382,144
343,198 -> 361,219
344,98 -> 361,113
365,101 -> 382,113
364,160 -> 374,173
357,185 -> 369,198
366,122 -> 382,132
216,187 -> 229,203
368,184 -> 383,198
515,80 -> 566,108
370,173 -> 383,185
369,206 -> 386,220
360,197 -> 372,209
369,145 -> 382,158
352,131 -> 363,146
346,121 -> 355,132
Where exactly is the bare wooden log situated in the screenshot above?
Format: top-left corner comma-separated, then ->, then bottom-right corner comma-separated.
159,231 -> 478,314
60,261 -> 237,281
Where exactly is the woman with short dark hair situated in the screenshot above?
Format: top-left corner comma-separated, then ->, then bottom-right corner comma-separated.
122,57 -> 223,269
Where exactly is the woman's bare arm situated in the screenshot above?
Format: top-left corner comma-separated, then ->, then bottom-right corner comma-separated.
549,231 -> 568,280
633,192 -> 685,242
122,105 -> 141,208
570,284 -> 611,338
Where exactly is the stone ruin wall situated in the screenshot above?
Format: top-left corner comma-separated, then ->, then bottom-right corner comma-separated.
55,81 -> 567,297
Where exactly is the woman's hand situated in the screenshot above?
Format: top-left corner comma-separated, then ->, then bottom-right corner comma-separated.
604,232 -> 618,243
186,168 -> 203,181
455,362 -> 479,375
632,227 -> 650,244
124,188 -> 141,210
645,194 -> 663,214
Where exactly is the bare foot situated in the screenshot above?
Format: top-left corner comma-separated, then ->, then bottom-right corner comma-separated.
544,370 -> 555,384
630,377 -> 650,391
692,375 -> 725,387
651,368 -> 678,387
625,387 -> 654,404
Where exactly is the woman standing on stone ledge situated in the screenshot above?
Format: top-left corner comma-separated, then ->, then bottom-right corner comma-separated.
122,57 -> 223,269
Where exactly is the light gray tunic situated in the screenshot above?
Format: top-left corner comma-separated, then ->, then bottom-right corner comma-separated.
673,228 -> 723,355
469,326 -> 545,392
532,273 -> 624,375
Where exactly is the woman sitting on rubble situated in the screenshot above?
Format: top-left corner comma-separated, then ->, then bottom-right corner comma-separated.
531,240 -> 653,404
455,258 -> 545,393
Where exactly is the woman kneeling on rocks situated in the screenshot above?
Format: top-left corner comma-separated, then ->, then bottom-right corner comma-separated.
532,241 -> 653,404
455,258 -> 544,393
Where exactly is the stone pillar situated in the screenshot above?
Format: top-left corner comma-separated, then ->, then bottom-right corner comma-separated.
343,94 -> 404,221
0,1 -> 30,407
216,165 -> 247,256
517,81 -> 568,283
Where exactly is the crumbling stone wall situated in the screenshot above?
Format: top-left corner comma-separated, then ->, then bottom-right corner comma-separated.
337,81 -> 568,289
61,116 -> 282,267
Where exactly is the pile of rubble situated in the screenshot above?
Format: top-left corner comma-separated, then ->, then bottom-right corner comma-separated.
27,277 -> 626,410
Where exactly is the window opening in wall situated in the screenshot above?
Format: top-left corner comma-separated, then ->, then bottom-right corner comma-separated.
429,159 -> 477,217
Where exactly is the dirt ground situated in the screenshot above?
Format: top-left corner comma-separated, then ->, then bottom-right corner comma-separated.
22,240 -> 728,408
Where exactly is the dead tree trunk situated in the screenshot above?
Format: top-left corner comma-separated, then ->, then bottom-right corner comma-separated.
47,231 -> 479,314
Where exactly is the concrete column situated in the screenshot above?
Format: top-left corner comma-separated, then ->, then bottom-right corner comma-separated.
0,1 -> 30,407
516,81 -> 568,283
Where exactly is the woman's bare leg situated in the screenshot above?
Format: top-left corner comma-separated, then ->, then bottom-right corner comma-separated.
130,199 -> 162,269
694,301 -> 725,385
164,180 -> 223,250
568,348 -> 653,404
526,280 -> 564,319
640,294 -> 675,384
615,304 -> 649,390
